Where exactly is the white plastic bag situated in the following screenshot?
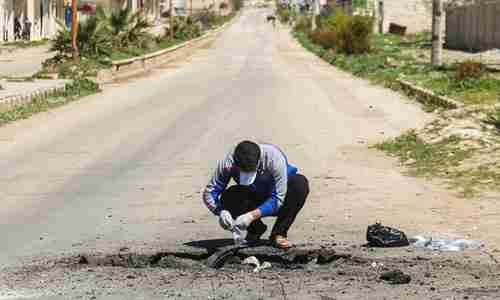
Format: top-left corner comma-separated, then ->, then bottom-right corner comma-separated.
413,235 -> 483,251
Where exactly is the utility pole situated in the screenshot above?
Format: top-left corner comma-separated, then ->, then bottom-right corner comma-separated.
190,0 -> 193,16
311,0 -> 319,31
378,0 -> 384,34
169,0 -> 174,39
71,0 -> 78,59
431,0 -> 443,67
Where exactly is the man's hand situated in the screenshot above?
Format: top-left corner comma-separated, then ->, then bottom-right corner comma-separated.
235,209 -> 262,230
218,210 -> 234,231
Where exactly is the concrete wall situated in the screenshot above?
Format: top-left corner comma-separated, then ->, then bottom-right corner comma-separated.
446,1 -> 500,51
369,0 -> 494,35
378,0 -> 433,34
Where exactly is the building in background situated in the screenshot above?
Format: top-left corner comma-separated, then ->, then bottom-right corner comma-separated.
0,0 -> 231,43
0,0 -> 66,42
99,0 -> 161,21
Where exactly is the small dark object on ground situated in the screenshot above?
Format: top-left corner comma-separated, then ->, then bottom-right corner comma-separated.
78,255 -> 89,265
267,15 -> 276,22
380,269 -> 411,284
317,249 -> 351,264
366,222 -> 410,248
389,23 -> 407,36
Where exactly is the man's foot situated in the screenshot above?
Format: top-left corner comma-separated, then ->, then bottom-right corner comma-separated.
271,235 -> 292,249
245,223 -> 267,244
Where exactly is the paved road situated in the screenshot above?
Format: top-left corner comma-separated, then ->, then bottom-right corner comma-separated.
0,45 -> 53,77
1,8 -> 465,271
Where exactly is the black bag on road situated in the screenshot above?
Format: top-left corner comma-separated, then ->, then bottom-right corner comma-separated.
366,223 -> 410,247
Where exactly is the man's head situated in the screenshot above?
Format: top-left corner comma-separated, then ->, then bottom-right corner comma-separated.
234,140 -> 261,186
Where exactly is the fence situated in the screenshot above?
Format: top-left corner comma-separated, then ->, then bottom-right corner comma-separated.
446,2 -> 500,51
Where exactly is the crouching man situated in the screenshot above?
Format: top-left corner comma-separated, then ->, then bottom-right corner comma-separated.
203,140 -> 309,249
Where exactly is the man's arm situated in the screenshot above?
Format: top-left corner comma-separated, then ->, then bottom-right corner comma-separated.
257,153 -> 288,217
203,154 -> 232,215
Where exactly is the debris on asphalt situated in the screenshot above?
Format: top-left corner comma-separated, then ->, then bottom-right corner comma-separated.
370,262 -> 384,269
380,270 -> 411,284
242,256 -> 259,267
256,262 -> 272,273
412,235 -> 484,251
242,256 -> 272,273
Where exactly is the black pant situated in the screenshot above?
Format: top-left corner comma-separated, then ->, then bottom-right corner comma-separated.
220,174 -> 309,238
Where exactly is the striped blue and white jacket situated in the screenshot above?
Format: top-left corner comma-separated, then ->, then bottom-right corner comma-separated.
203,144 -> 298,217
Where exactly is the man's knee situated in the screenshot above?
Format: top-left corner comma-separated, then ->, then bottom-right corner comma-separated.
288,174 -> 310,198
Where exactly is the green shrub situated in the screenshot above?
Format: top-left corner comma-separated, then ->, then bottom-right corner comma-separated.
51,19 -> 73,55
353,0 -> 367,8
309,29 -> 337,50
231,0 -> 244,11
294,15 -> 311,34
305,10 -> 373,55
344,15 -> 373,54
317,8 -> 343,29
173,17 -> 203,40
51,7 -> 152,59
107,8 -> 152,49
51,17 -> 113,58
277,8 -> 292,23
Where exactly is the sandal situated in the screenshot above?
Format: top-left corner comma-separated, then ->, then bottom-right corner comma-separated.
271,235 -> 292,249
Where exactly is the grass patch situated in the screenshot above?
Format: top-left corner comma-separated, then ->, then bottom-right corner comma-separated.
375,131 -> 473,178
0,78 -> 99,127
2,39 -> 49,48
373,131 -> 500,197
405,69 -> 500,105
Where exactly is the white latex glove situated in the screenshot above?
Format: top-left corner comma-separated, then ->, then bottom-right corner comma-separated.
218,210 -> 234,231
232,226 -> 245,246
234,212 -> 255,231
